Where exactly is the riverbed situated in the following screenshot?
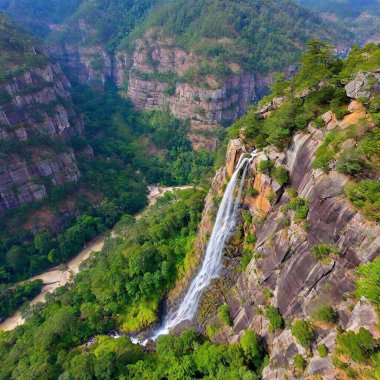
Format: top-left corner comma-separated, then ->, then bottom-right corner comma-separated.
0,185 -> 192,332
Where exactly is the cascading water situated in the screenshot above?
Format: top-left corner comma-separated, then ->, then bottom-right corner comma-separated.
134,151 -> 258,344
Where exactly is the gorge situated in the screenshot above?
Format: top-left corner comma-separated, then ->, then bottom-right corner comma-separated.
0,1 -> 379,380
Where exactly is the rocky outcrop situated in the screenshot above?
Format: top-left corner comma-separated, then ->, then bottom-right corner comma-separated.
345,70 -> 380,99
0,60 -> 83,212
0,151 -> 80,211
0,63 -> 83,140
195,125 -> 380,377
49,43 -> 113,85
121,35 -> 258,127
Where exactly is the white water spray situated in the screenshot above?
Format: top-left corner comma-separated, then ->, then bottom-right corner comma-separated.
134,151 -> 258,344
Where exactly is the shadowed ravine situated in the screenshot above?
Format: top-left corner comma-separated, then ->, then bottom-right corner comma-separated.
134,151 -> 258,344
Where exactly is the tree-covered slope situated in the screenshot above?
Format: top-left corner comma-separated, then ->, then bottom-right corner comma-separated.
0,0 -> 84,37
298,0 -> 380,44
122,0 -> 351,72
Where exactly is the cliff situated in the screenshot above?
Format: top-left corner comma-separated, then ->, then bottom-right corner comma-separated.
0,18 -> 83,211
190,66 -> 380,378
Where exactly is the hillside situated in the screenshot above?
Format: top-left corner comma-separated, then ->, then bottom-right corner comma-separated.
0,14 -> 83,212
298,0 -> 380,44
0,40 -> 378,379
3,0 -> 352,150
0,15 -> 216,317
0,0 -> 83,37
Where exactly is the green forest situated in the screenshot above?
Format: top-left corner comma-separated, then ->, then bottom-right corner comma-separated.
123,0 -> 348,72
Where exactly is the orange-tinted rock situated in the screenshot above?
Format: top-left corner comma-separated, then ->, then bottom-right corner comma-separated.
252,173 -> 272,214
225,139 -> 246,177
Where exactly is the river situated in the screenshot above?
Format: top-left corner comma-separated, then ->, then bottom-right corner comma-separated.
0,185 -> 192,332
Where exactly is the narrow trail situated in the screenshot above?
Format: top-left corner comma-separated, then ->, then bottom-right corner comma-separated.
0,185 -> 192,332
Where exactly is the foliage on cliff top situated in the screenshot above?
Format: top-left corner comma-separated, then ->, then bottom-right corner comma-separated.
0,14 -> 48,79
297,0 -> 380,44
0,0 -> 83,37
121,0 -> 349,72
232,41 -> 380,150
49,0 -> 158,52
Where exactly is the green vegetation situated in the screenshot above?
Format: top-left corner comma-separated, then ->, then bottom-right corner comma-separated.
234,42 -> 380,158
272,166 -> 290,186
0,0 -> 83,37
291,320 -> 315,348
0,279 -> 42,319
312,244 -> 339,262
265,306 -> 284,332
258,160 -> 274,174
355,258 -> 380,306
0,190 -> 212,378
241,250 -> 254,271
336,328 -> 378,363
346,180 -> 380,222
124,0 -> 347,73
318,343 -> 328,357
298,1 -> 380,45
0,82 -> 216,282
218,304 -> 232,327
293,354 -> 307,369
0,14 -> 48,81
312,305 -> 338,324
287,196 -> 309,221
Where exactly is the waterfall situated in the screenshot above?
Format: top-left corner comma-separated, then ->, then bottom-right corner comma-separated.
134,151 -> 257,344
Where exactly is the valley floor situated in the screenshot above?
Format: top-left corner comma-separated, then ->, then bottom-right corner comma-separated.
0,185 -> 192,332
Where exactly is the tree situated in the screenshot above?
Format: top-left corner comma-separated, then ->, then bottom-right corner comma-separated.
291,320 -> 314,348
296,39 -> 336,89
34,231 -> 54,255
265,306 -> 284,332
218,304 -> 232,327
240,330 -> 262,369
6,245 -> 28,272
355,258 -> 380,306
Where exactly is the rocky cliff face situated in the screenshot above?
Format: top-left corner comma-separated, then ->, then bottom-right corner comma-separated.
49,43 -> 113,85
0,57 -> 82,212
50,30 -> 274,150
120,35 -> 259,138
190,100 -> 380,377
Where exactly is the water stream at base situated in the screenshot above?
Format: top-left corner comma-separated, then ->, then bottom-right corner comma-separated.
133,151 -> 258,344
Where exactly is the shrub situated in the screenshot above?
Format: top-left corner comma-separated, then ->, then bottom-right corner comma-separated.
336,328 -> 377,363
346,180 -> 380,221
355,258 -> 380,306
293,354 -> 307,369
317,344 -> 328,358
312,244 -> 339,262
267,191 -> 276,204
218,304 -> 232,327
247,187 -> 259,197
288,197 -> 309,221
336,148 -> 364,176
291,320 -> 314,348
312,305 -> 338,324
241,250 -> 253,271
240,330 -> 263,369
242,210 -> 252,225
258,160 -> 273,174
313,133 -> 342,172
272,166 -> 289,185
265,306 -> 284,332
